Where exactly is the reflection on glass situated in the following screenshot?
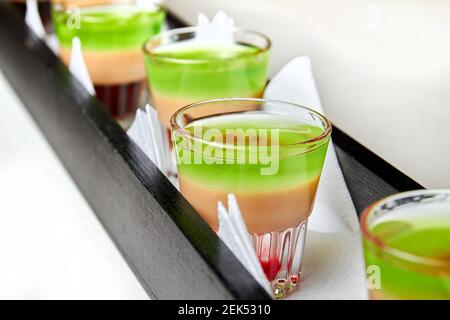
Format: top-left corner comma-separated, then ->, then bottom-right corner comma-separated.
361,190 -> 450,300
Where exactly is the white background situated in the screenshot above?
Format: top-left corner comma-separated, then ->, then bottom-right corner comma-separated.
165,0 -> 450,189
0,72 -> 148,299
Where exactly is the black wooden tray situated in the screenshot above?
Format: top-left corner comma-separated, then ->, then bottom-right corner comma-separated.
0,4 -> 423,300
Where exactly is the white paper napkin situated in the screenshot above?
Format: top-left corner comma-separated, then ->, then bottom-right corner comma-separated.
195,11 -> 235,45
217,194 -> 272,295
158,11 -> 235,51
264,57 -> 368,300
25,0 -> 45,39
25,0 -> 60,54
127,105 -> 176,183
69,37 -> 96,96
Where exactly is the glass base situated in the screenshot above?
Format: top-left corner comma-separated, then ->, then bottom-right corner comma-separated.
251,220 -> 308,299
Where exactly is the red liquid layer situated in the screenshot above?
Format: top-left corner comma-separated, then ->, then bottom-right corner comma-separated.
252,222 -> 307,288
94,81 -> 144,120
260,257 -> 281,281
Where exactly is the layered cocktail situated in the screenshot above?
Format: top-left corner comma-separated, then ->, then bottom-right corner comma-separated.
361,190 -> 450,300
144,27 -> 270,126
52,0 -> 165,126
170,99 -> 331,297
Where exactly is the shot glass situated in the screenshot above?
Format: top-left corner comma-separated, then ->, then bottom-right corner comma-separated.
170,98 -> 331,298
360,190 -> 450,300
52,0 -> 165,127
144,27 -> 270,126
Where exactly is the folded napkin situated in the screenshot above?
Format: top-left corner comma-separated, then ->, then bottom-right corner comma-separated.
217,194 -> 272,295
69,37 -> 96,96
126,57 -> 368,299
264,57 -> 367,300
128,105 -> 164,170
25,0 -> 60,54
25,0 -> 45,39
127,105 -> 176,184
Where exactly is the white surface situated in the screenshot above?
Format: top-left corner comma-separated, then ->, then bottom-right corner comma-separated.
165,0 -> 450,189
265,57 -> 367,300
0,71 -> 148,300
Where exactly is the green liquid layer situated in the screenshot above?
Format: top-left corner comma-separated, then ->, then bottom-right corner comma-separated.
145,44 -> 269,99
53,4 -> 165,50
174,113 -> 329,192
365,207 -> 450,299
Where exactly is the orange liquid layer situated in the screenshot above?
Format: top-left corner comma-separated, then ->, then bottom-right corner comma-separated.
151,91 -> 264,126
60,47 -> 146,85
179,174 -> 320,234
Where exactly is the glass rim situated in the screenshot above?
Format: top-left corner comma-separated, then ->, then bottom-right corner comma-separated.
360,189 -> 450,268
143,26 -> 271,64
169,98 -> 332,150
